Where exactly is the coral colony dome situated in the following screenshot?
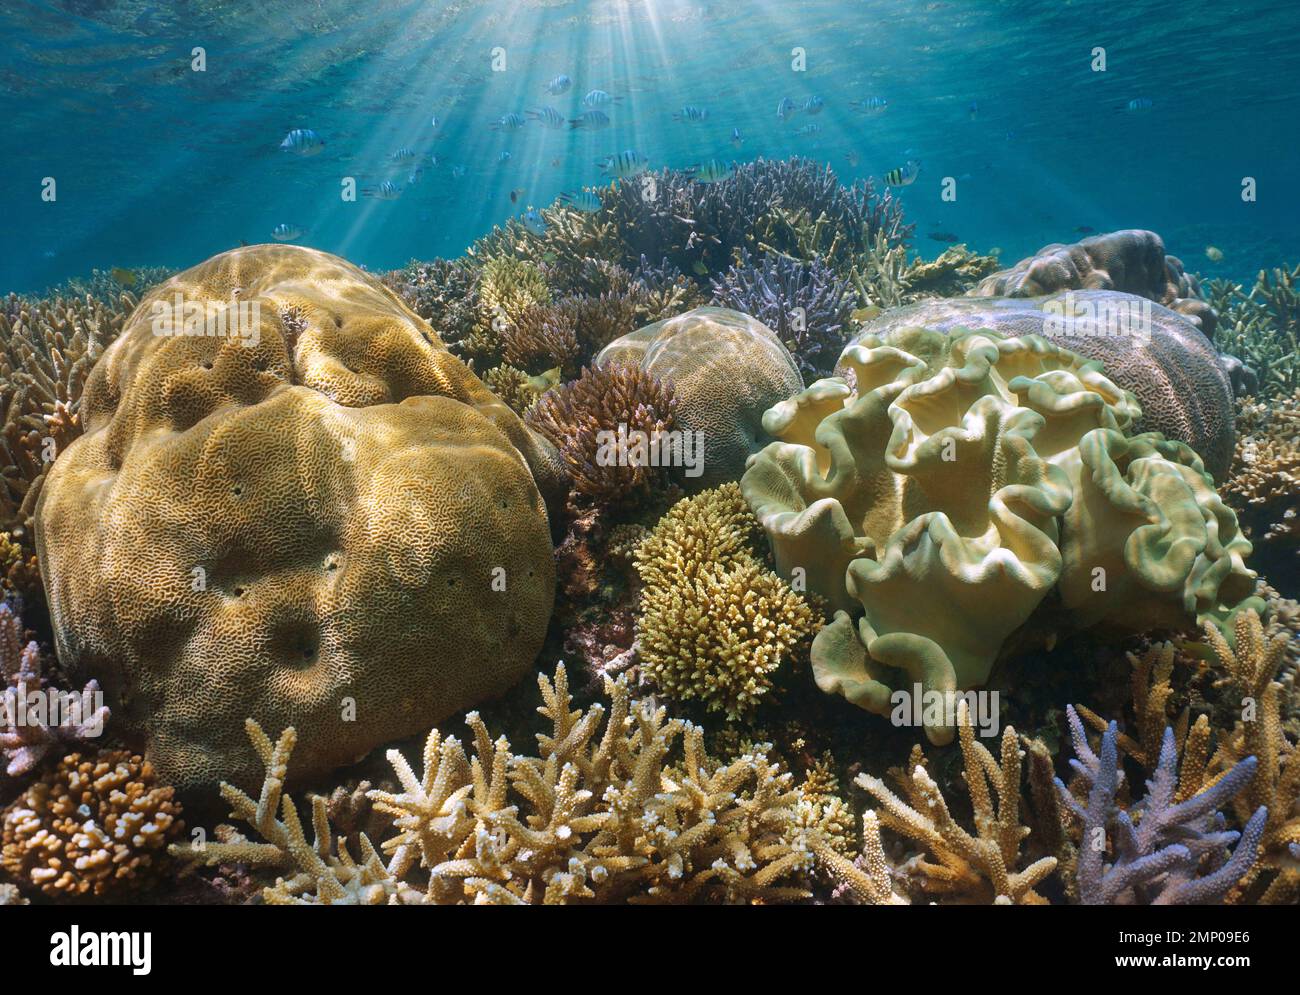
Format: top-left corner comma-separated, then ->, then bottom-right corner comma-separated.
0,0 -> 1298,969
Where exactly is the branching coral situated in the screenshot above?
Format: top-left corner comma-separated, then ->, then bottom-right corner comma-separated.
2,749 -> 183,898
1054,705 -> 1265,905
526,362 -> 679,502
742,325 -> 1260,743
855,702 -> 1056,904
711,250 -> 852,379
634,484 -> 819,718
1210,264 -> 1300,401
1225,390 -> 1299,588
815,810 -> 908,904
172,665 -> 821,905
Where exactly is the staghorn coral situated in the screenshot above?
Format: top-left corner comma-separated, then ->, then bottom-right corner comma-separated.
1224,390 -> 1299,588
526,362 -> 679,503
852,291 -> 1238,480
856,702 -> 1056,904
36,244 -> 565,791
710,250 -> 853,379
743,326 -> 1260,744
381,257 -> 482,356
634,484 -> 819,718
482,363 -> 551,416
975,229 -> 1217,339
598,307 -> 803,489
817,810 -> 908,904
501,302 -> 580,376
2,749 -> 183,898
1,601 -> 108,777
1055,705 -> 1266,905
172,665 -> 821,905
848,234 -> 1001,312
1209,264 -> 1300,401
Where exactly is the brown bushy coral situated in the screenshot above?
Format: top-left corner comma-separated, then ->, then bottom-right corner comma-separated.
171,665 -> 819,905
2,749 -> 182,898
527,362 -> 679,502
634,484 -> 820,718
36,244 -> 564,792
1225,391 -> 1299,588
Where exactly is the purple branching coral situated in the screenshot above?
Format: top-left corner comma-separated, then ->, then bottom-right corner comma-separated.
1056,705 -> 1266,905
711,251 -> 853,378
1,601 -> 108,777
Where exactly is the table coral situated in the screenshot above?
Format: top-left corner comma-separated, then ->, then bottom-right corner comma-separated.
171,664 -> 822,905
634,484 -> 819,718
597,307 -> 804,488
2,749 -> 183,898
34,244 -> 565,791
742,326 -> 1259,744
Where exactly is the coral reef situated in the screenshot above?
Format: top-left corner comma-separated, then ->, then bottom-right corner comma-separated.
1054,706 -> 1266,904
172,665 -> 823,904
526,363 -> 680,503
1208,264 -> 1299,401
2,749 -> 183,898
975,228 -> 1217,338
598,307 -> 803,488
742,325 -> 1259,743
852,291 -> 1238,480
633,484 -> 819,718
710,250 -> 853,379
856,702 -> 1056,904
1225,391 -> 1299,591
35,244 -> 565,791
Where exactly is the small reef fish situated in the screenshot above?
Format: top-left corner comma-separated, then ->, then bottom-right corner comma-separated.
884,159 -> 921,186
509,187 -> 526,204
597,149 -> 648,178
569,109 -> 610,130
366,180 -> 403,200
1074,225 -> 1097,234
583,89 -> 618,107
1205,245 -> 1225,262
527,367 -> 562,393
490,113 -> 527,131
928,231 -> 959,243
844,149 -> 861,167
849,96 -> 888,116
521,208 -> 548,236
688,159 -> 733,183
279,128 -> 325,156
1126,97 -> 1154,112
776,96 -> 799,121
430,115 -> 440,130
391,147 -> 419,164
407,165 -> 425,185
850,305 -> 882,324
544,74 -> 572,95
451,164 -> 467,178
109,267 -> 137,287
498,150 -> 512,164
528,106 -> 567,129
674,105 -> 709,123
559,189 -> 603,213
272,223 -> 304,241
795,123 -> 822,136
802,95 -> 824,115
691,260 -> 710,277
730,127 -> 743,147
968,100 -> 979,120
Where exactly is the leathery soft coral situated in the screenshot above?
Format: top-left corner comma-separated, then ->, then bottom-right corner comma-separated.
741,325 -> 1260,744
170,665 -> 821,905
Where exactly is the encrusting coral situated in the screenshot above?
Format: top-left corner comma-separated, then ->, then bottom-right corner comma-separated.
35,244 -> 566,791
742,325 -> 1260,743
633,484 -> 819,718
2,748 -> 183,898
170,664 -> 825,904
856,702 -> 1056,904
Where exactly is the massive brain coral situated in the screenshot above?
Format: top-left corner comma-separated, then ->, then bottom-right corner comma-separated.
740,326 -> 1259,745
34,245 -> 565,791
852,291 -> 1237,481
596,306 -> 803,489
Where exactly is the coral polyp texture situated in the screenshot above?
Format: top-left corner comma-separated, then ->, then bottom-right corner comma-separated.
597,306 -> 803,489
741,325 -> 1259,743
33,244 -> 565,791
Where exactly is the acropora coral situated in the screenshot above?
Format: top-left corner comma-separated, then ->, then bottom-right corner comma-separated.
743,325 -> 1259,743
2,749 -> 183,898
1209,264 -> 1300,401
1225,390 -> 1299,589
633,483 -> 819,718
171,665 -> 824,904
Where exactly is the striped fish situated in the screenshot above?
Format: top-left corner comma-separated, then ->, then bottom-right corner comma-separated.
849,96 -> 888,116
279,128 -> 324,156
582,89 -> 618,107
544,74 -> 572,95
559,190 -> 603,213
490,113 -> 527,131
569,109 -> 610,130
528,106 -> 567,129
884,160 -> 920,187
776,96 -> 799,121
367,180 -> 404,200
689,159 -> 733,183
597,149 -> 648,178
803,95 -> 825,115
673,105 -> 708,123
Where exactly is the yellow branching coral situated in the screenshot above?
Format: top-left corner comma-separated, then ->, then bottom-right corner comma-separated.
855,702 -> 1056,904
3,749 -> 183,899
812,810 -> 908,905
634,484 -> 819,718
173,665 -> 820,905
1224,391 -> 1299,574
742,326 -> 1260,743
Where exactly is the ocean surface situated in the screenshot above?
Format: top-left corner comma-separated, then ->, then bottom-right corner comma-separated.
2,0 -> 1298,293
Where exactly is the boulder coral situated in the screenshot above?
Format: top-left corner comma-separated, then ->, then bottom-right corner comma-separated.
597,307 -> 803,489
741,325 -> 1260,744
34,244 -> 565,791
851,292 -> 1238,480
